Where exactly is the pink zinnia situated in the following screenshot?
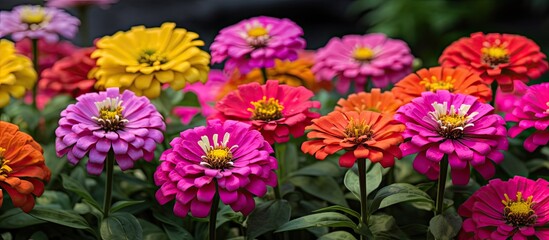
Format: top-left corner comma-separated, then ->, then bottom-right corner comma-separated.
394,90 -> 508,185
46,0 -> 118,8
55,88 -> 165,175
495,80 -> 529,113
154,120 -> 277,218
173,70 -> 229,124
16,38 -> 77,73
210,80 -> 321,144
210,16 -> 306,74
313,33 -> 414,94
458,176 -> 549,240
506,82 -> 549,152
0,5 -> 80,42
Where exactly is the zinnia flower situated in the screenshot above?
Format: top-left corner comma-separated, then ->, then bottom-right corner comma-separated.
301,110 -> 404,168
92,22 -> 210,99
0,39 -> 37,108
210,80 -> 321,144
495,80 -> 528,113
15,38 -> 77,73
458,176 -> 549,240
0,121 -> 51,213
335,88 -> 403,115
46,0 -> 118,8
173,70 -> 228,124
0,5 -> 80,42
312,33 -> 414,94
37,47 -> 96,109
506,82 -> 549,152
210,16 -> 306,74
392,67 -> 492,104
154,120 -> 277,218
439,32 -> 548,92
394,90 -> 508,185
55,88 -> 165,175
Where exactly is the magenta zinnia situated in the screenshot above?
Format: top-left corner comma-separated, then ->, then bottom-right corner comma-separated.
154,120 -> 277,218
506,82 -> 549,152
394,90 -> 508,185
0,5 -> 80,42
312,33 -> 414,94
210,80 -> 321,144
210,16 -> 306,74
458,176 -> 549,240
55,88 -> 165,175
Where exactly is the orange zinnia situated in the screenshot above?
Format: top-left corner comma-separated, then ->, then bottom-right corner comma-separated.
0,121 -> 50,212
335,88 -> 403,114
392,66 -> 492,103
301,111 -> 404,168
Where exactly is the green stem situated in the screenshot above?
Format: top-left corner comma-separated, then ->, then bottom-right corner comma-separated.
272,144 -> 284,200
435,155 -> 449,216
358,159 -> 368,240
260,67 -> 269,83
103,151 -> 115,218
209,180 -> 220,240
31,38 -> 39,109
77,6 -> 90,46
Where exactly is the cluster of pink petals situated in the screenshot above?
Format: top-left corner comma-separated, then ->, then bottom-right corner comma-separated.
495,80 -> 529,113
210,16 -> 306,74
173,70 -> 228,125
46,0 -> 118,8
154,120 -> 277,218
458,176 -> 549,239
506,82 -> 549,152
15,38 -> 77,73
0,5 -> 80,42
210,80 -> 321,144
313,33 -> 414,94
395,90 -> 508,185
55,88 -> 165,175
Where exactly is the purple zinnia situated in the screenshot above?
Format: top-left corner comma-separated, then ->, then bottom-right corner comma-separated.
394,90 -> 508,185
55,88 -> 165,175
210,16 -> 306,74
312,34 -> 414,94
154,120 -> 278,218
0,5 -> 80,42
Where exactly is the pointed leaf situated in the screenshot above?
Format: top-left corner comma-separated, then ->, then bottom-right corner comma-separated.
318,231 -> 357,240
275,212 -> 357,233
246,199 -> 291,240
61,174 -> 102,212
100,212 -> 143,240
29,206 -> 90,230
111,200 -> 146,213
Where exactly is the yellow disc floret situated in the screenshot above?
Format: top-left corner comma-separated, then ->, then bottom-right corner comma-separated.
248,96 -> 284,121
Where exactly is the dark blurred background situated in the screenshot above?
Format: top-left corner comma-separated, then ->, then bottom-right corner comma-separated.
1,0 -> 549,67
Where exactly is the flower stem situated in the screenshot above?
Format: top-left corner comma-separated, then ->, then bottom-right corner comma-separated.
260,67 -> 269,82
77,6 -> 90,46
209,180 -> 220,240
490,82 -> 498,107
103,151 -> 115,218
272,144 -> 283,200
435,155 -> 449,216
31,38 -> 39,109
357,159 -> 368,239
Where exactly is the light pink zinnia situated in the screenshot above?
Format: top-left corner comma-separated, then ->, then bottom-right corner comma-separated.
154,120 -> 277,218
0,5 -> 80,42
210,16 -> 306,74
210,80 -> 321,144
506,82 -> 549,152
173,70 -> 229,124
394,90 -> 508,185
313,33 -> 414,94
46,0 -> 118,8
55,88 -> 165,175
495,80 -> 529,113
458,176 -> 549,240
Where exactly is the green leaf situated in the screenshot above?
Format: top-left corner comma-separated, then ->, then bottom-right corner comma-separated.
0,232 -> 12,240
178,91 -> 200,107
318,231 -> 357,240
344,163 -> 383,200
163,224 -> 194,240
275,212 -> 357,233
100,212 -> 143,240
43,144 -> 66,185
29,206 -> 90,229
61,174 -> 102,212
371,183 -> 434,212
0,208 -> 45,229
313,205 -> 360,220
35,190 -> 71,209
500,152 -> 529,177
246,199 -> 291,240
369,214 -> 409,240
139,219 -> 168,240
290,175 -> 348,207
428,211 -> 462,240
111,200 -> 146,213
291,160 -> 341,177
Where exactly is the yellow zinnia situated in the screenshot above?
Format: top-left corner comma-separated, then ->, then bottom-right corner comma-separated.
0,39 -> 37,108
91,22 -> 210,99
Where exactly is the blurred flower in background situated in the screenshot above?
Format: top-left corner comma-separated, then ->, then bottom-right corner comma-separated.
494,80 -> 528,113
15,38 -> 77,73
0,39 -> 37,108
46,0 -> 118,8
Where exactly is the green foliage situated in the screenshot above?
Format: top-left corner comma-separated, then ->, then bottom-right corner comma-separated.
100,212 -> 143,240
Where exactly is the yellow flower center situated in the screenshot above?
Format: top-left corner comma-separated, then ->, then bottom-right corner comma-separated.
138,49 -> 167,66
344,118 -> 373,143
0,147 -> 13,177
92,97 -> 128,131
353,47 -> 375,62
243,22 -> 271,48
420,76 -> 455,92
20,6 -> 47,24
481,45 -> 509,67
248,96 -> 284,121
502,192 -> 537,227
198,133 -> 237,170
429,102 -> 478,139
247,26 -> 269,38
